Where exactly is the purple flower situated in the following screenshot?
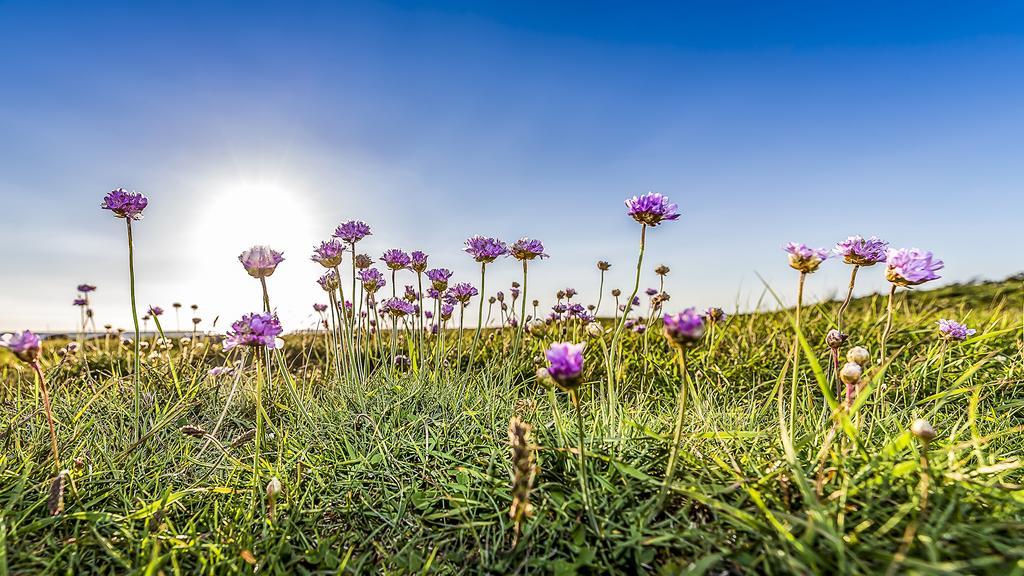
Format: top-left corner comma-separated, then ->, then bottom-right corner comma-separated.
784,242 -> 830,274
77,284 -> 97,293
311,239 -> 345,268
835,236 -> 888,266
410,251 -> 429,273
567,303 -> 586,318
404,285 -> 420,302
0,330 -> 42,363
73,298 -> 88,306
663,308 -> 706,346
424,310 -> 434,319
380,297 -> 416,318
382,249 -> 412,271
544,342 -> 586,388
938,319 -> 976,342
510,287 -> 520,299
148,306 -> 164,317
359,268 -> 386,293
564,288 -> 577,299
239,245 -> 285,278
510,237 -> 548,261
440,303 -> 454,320
464,236 -> 509,263
624,192 -> 680,226
334,220 -> 372,244
447,282 -> 478,304
313,303 -> 328,313
552,303 -> 568,314
223,312 -> 283,350
645,288 -> 658,297
426,268 -> 453,291
705,307 -> 727,324
886,248 -> 943,287
101,188 -> 148,220
317,270 -> 340,292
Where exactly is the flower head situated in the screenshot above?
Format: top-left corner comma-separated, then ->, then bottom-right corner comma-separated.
148,306 -> 164,317
73,298 -> 88,306
313,303 -> 328,313
544,342 -> 586,389
705,307 -> 727,324
0,330 -> 42,363
624,192 -> 680,226
938,319 -> 976,342
359,268 -> 386,293
410,251 -> 429,273
886,248 -> 943,287
784,243 -> 830,274
239,245 -> 285,278
662,308 -> 706,347
464,236 -> 509,263
354,254 -> 374,269
597,260 -> 611,271
77,284 -> 97,293
317,270 -> 340,292
510,238 -> 548,261
381,249 -> 412,270
426,268 -> 453,291
311,240 -> 345,268
334,220 -> 372,244
380,297 -> 416,318
834,235 -> 888,266
101,188 -> 148,220
447,282 -> 478,304
223,312 -> 283,350
440,303 -> 455,320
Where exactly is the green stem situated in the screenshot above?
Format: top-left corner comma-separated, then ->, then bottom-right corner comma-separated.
837,265 -> 859,334
32,362 -> 61,472
126,219 -> 142,441
608,224 -> 647,391
657,346 -> 689,508
468,263 -> 486,367
570,389 -> 599,534
790,272 -> 806,435
880,284 -> 897,365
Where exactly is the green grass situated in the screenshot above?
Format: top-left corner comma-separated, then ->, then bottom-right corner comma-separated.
1,277 -> 1022,574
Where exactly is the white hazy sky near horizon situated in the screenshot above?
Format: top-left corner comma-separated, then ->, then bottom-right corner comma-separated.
2,1 -> 1023,332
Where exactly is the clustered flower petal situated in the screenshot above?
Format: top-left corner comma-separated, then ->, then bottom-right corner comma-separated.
834,235 -> 888,266
101,188 -> 148,220
77,284 -> 97,293
410,251 -> 429,273
311,240 -> 345,268
624,192 -> 680,226
464,236 -> 509,263
447,282 -> 478,304
317,270 -> 340,292
662,308 -> 706,347
359,268 -> 386,293
784,242 -> 831,274
148,306 -> 164,316
334,220 -> 372,244
239,245 -> 285,278
545,342 -> 586,389
382,249 -> 412,270
0,330 -> 42,363
426,268 -> 453,291
380,297 -> 416,318
223,312 -> 283,350
885,248 -> 943,287
938,319 -> 976,342
510,238 -> 548,261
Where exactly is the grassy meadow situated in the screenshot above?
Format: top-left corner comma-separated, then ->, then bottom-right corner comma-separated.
1,276 -> 1023,575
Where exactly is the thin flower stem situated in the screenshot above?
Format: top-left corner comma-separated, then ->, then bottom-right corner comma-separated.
608,224 -> 647,382
837,265 -> 860,334
31,362 -> 61,472
595,270 -> 605,317
468,263 -> 486,367
259,276 -> 271,313
790,271 -> 806,434
657,346 -> 688,508
880,284 -> 897,364
417,273 -> 425,371
570,389 -> 599,535
512,261 -> 528,360
126,219 -> 142,441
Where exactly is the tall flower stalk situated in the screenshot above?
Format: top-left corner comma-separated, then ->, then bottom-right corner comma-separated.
657,309 -> 705,508
595,261 -> 610,316
464,236 -> 508,366
881,248 -> 943,363
784,242 -> 830,424
510,238 -> 547,359
834,236 -> 888,334
101,188 -> 148,440
2,331 -> 60,471
239,245 -> 285,312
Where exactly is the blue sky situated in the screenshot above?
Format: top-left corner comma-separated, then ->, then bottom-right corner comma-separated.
1,1 -> 1022,331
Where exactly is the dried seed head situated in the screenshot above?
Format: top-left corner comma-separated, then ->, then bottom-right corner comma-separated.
839,362 -> 863,385
826,329 -> 848,350
655,265 -> 670,276
508,417 -> 537,535
180,424 -> 208,438
597,260 -> 611,271
611,289 -> 622,297
48,470 -> 68,516
910,418 -> 936,443
847,346 -> 870,365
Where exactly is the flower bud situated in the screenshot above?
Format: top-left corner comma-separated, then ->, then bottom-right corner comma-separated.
826,329 -> 848,350
847,346 -> 870,365
910,418 -> 936,443
839,362 -> 862,386
585,322 -> 603,337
